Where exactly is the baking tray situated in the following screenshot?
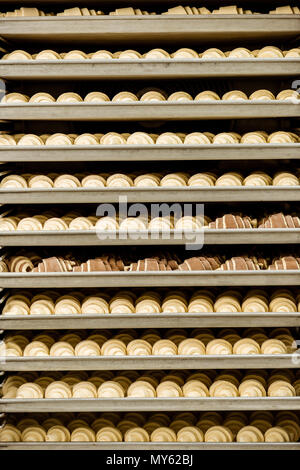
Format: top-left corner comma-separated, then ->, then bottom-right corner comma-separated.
0,16 -> 299,44
1,397 -> 300,412
0,102 -> 299,121
1,187 -> 299,204
0,229 -> 299,246
1,59 -> 300,80
1,313 -> 299,330
0,144 -> 299,162
0,355 -> 297,371
0,271 -> 299,288
1,443 -> 299,450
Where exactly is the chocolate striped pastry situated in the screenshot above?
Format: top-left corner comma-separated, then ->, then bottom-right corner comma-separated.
219,256 -> 264,271
259,213 -> 300,228
179,256 -> 222,271
268,256 -> 300,270
32,256 -> 75,273
208,214 -> 255,229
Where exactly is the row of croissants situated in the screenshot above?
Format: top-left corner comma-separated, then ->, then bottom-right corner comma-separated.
1,211 -> 299,232
2,288 -> 300,315
2,5 -> 299,17
1,253 -> 300,273
1,170 -> 299,189
3,368 -> 300,398
1,326 -> 295,356
1,130 -> 299,146
2,89 -> 298,103
1,409 -> 299,442
3,46 -> 300,61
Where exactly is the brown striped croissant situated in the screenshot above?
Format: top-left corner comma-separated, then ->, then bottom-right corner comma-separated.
268,256 -> 300,270
208,214 -> 256,229
179,256 -> 222,271
219,256 -> 267,271
259,213 -> 300,229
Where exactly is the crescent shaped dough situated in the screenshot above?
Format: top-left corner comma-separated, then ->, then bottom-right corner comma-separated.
152,339 -> 177,355
49,341 -> 75,357
242,296 -> 268,312
127,132 -> 154,145
222,90 -> 248,101
119,217 -> 148,231
22,426 -> 47,442
257,46 -> 283,58
53,174 -> 81,188
124,427 -> 150,442
36,50 -> 61,60
81,296 -> 109,314
241,132 -> 267,144
156,381 -> 183,397
45,133 -> 73,145
168,91 -> 193,102
145,49 -> 170,59
177,426 -> 204,442
160,172 -> 188,187
233,338 -> 261,355
23,341 -> 49,357
45,381 -> 72,398
268,381 -> 296,397
0,175 -> 28,188
229,48 -> 253,58
156,132 -> 183,145
244,171 -> 272,186
184,132 -> 212,145
0,134 -> 17,145
202,48 -> 225,59
214,295 -> 241,312
29,92 -> 56,103
57,92 -> 82,103
28,176 -> 53,189
95,217 -> 119,231
205,426 -> 234,442
98,381 -> 125,398
209,380 -> 239,397
101,132 -> 127,145
172,48 -> 199,59
127,380 -> 156,398
216,172 -> 243,186
109,297 -> 135,314
71,427 -> 96,442
55,297 -> 81,315
72,382 -> 97,398
151,427 -> 177,442
261,339 -> 287,354
106,173 -> 133,187
16,217 -> 43,231
30,299 -> 54,315
195,90 -> 220,101
0,425 -> 22,442
3,299 -> 30,315
134,174 -> 160,188
238,380 -> 266,397
236,426 -> 264,442
18,134 -> 44,146
64,50 -> 87,60
2,93 -> 29,103
276,90 -> 299,101
265,427 -> 290,442
6,50 -> 32,60
74,134 -> 99,145
273,172 -> 299,186
127,339 -> 152,356
213,132 -> 240,144
206,339 -> 232,355
101,339 -> 127,355
91,50 -> 113,60
119,50 -> 142,59
178,338 -> 205,355
43,218 -> 69,231
182,380 -> 209,397
112,91 -> 138,102
16,383 -> 44,399
140,91 -> 166,102
96,427 -> 122,441
46,425 -> 70,442
249,90 -> 275,101
68,216 -> 94,230
74,340 -> 101,356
